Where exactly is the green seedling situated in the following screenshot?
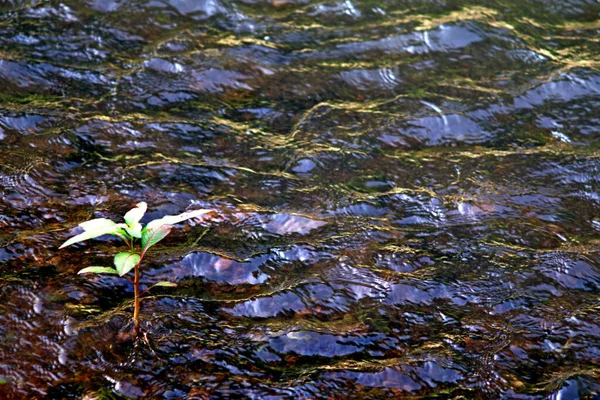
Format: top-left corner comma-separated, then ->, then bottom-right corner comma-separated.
60,202 -> 211,329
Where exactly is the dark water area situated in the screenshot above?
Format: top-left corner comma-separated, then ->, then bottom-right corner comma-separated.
1,0 -> 600,398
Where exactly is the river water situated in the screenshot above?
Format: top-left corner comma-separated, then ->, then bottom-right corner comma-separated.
1,0 -> 600,398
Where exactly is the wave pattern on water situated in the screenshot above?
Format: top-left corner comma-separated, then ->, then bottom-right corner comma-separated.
1,0 -> 600,398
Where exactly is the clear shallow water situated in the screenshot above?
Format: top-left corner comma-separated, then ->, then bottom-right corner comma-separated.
1,0 -> 600,398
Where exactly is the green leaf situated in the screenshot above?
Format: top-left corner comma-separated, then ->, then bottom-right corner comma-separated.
114,252 -> 140,276
78,266 -> 119,275
60,227 -> 122,249
60,218 -> 123,249
141,225 -> 172,253
79,218 -> 118,232
150,281 -> 177,288
124,202 -> 147,228
139,209 -> 212,254
125,222 -> 143,239
144,209 -> 212,231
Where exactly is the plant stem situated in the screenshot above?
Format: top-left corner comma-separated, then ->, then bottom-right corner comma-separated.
133,261 -> 140,330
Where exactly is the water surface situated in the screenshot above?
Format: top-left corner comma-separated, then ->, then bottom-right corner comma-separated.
1,0 -> 600,398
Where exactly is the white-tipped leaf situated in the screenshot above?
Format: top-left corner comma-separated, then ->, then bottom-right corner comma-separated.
125,222 -> 143,239
59,218 -> 123,249
114,252 -> 140,276
141,225 -> 172,253
78,266 -> 119,275
60,226 -> 123,249
79,218 -> 118,232
140,209 -> 211,253
144,209 -> 212,231
124,202 -> 147,228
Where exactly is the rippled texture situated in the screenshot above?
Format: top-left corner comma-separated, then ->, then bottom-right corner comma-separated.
1,0 -> 600,398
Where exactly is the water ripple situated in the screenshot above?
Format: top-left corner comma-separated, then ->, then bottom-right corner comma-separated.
1,0 -> 600,398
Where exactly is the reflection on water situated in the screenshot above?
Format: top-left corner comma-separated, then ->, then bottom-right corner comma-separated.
1,0 -> 600,398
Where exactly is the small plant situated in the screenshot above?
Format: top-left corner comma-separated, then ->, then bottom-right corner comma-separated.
60,202 -> 211,329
